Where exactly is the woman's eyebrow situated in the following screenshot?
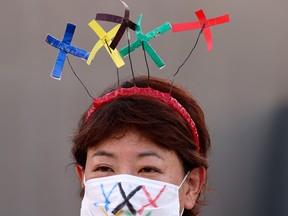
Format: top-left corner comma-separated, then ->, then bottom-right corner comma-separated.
92,150 -> 117,158
137,151 -> 164,160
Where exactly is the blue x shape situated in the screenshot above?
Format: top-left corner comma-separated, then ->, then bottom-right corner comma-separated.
93,183 -> 118,212
46,23 -> 90,80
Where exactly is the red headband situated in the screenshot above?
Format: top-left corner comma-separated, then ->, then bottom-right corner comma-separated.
85,87 -> 200,151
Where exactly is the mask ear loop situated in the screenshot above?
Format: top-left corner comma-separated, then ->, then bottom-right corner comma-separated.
178,171 -> 191,189
169,24 -> 205,94
83,174 -> 87,186
178,171 -> 191,216
66,56 -> 94,99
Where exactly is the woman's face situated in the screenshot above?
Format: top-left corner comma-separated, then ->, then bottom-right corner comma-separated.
77,130 -> 204,211
85,130 -> 185,182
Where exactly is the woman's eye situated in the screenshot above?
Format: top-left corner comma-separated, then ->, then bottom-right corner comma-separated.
139,167 -> 160,173
94,166 -> 113,173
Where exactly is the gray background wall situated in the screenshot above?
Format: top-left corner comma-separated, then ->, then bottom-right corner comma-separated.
0,0 -> 287,215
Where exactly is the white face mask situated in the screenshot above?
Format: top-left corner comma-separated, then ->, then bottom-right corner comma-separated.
80,174 -> 189,216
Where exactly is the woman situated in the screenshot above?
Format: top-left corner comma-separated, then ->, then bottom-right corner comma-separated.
72,76 -> 210,216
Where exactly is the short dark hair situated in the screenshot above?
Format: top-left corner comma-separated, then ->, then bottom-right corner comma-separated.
72,76 -> 211,216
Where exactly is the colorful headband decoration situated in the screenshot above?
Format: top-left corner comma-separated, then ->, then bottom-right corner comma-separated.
85,86 -> 200,150
45,7 -> 230,76
172,9 -> 230,51
119,14 -> 172,69
46,23 -> 90,80
95,0 -> 136,50
87,20 -> 125,68
45,1 -> 231,152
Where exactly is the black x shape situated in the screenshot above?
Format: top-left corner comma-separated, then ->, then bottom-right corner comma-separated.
95,0 -> 136,50
112,183 -> 142,215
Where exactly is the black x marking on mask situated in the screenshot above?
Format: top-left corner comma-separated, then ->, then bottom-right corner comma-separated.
112,183 -> 142,215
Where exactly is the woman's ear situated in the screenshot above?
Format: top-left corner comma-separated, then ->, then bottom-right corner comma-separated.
184,167 -> 206,209
76,165 -> 85,188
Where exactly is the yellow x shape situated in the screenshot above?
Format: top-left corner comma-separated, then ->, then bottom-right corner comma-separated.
87,20 -> 125,68
101,207 -> 124,216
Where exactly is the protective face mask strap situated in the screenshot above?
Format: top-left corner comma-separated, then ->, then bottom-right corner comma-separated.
177,171 -> 192,216
178,171 -> 191,189
178,172 -> 190,216
180,208 -> 185,216
83,174 -> 86,186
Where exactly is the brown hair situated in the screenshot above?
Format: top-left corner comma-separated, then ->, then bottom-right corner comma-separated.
72,76 -> 210,216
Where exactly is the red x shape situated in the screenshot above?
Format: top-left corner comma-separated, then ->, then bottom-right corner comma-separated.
138,185 -> 166,215
172,9 -> 230,51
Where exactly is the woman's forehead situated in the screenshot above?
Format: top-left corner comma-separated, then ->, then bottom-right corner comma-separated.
87,130 -> 176,158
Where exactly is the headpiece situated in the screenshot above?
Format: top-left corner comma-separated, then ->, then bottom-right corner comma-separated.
45,1 -> 230,152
